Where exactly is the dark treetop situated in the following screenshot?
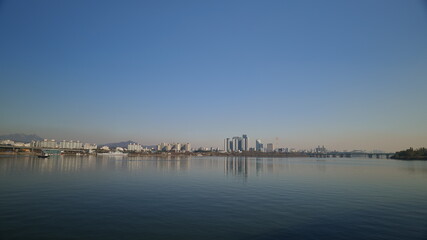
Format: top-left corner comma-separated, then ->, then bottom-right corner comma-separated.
392,147 -> 427,160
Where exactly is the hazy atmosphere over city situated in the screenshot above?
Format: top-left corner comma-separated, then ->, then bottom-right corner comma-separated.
1,0 -> 427,151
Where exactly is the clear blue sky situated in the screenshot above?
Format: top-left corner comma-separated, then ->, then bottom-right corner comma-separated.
1,0 -> 426,151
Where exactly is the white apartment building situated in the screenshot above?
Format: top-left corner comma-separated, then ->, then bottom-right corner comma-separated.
59,140 -> 83,149
128,143 -> 143,152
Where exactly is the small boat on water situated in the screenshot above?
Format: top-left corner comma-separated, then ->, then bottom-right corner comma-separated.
37,153 -> 49,158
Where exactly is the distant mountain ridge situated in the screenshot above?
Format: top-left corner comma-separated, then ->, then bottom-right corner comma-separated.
0,133 -> 43,143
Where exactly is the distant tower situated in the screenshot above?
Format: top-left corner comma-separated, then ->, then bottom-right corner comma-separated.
232,137 -> 240,152
266,143 -> 274,152
256,139 -> 263,152
224,138 -> 233,152
225,135 -> 249,152
242,134 -> 249,151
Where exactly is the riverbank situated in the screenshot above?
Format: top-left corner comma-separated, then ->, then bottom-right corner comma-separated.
0,151 -> 308,158
390,156 -> 427,160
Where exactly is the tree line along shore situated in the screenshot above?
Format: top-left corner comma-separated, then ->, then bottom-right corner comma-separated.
390,147 -> 427,160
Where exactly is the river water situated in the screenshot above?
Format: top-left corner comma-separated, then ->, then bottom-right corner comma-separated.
0,155 -> 426,239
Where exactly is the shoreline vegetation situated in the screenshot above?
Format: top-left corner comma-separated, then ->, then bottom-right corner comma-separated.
391,147 -> 427,160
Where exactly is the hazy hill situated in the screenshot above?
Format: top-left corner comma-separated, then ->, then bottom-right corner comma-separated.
0,133 -> 43,143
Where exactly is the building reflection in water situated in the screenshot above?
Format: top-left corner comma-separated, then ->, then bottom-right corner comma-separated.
0,155 -> 284,176
224,157 -> 249,179
255,157 -> 263,175
104,155 -> 191,172
2,155 -> 424,179
224,157 -> 286,178
0,155 -> 192,174
224,157 -> 294,178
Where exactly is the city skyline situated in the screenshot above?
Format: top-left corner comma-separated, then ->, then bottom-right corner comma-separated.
0,132 -> 407,153
1,1 -> 427,152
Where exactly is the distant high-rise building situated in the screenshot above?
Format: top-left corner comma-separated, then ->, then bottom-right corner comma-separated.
242,134 -> 248,151
172,143 -> 181,151
256,139 -> 264,152
182,143 -> 191,152
232,137 -> 240,152
158,142 -> 172,151
224,134 -> 249,152
266,143 -> 274,152
224,138 -> 232,152
315,145 -> 327,154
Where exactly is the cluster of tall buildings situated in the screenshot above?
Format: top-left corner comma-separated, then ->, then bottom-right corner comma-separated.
224,136 -> 276,153
315,145 -> 327,154
31,139 -> 97,150
255,139 -> 274,152
224,135 -> 249,152
157,142 -> 191,152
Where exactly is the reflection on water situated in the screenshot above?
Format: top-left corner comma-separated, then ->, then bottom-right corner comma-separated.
0,155 -> 427,240
225,157 -> 249,178
224,157 -> 291,179
1,155 -> 427,179
0,155 -> 193,173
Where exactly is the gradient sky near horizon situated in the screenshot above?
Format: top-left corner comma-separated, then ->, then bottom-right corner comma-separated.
1,0 -> 427,151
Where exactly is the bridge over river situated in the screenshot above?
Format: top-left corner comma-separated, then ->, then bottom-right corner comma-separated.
308,152 -> 394,159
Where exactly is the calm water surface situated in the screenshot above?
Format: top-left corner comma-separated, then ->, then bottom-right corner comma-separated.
0,155 -> 426,240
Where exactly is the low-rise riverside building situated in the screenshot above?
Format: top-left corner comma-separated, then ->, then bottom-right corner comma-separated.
83,143 -> 97,150
0,140 -> 15,145
100,146 -> 110,151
